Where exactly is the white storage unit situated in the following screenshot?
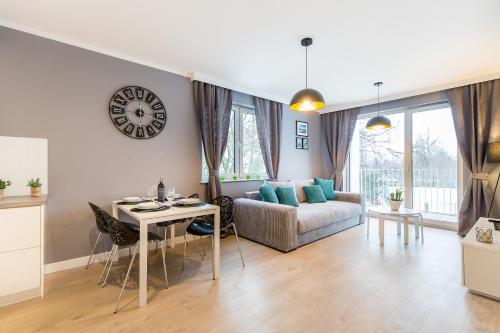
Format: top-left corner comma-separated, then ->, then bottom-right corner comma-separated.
0,196 -> 46,307
461,217 -> 500,300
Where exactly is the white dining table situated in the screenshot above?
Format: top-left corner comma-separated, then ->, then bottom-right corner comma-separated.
112,200 -> 220,307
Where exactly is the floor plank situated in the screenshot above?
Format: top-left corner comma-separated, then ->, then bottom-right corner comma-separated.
0,220 -> 499,333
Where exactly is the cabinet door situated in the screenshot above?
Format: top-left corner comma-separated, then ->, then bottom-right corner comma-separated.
463,246 -> 500,298
0,247 -> 41,297
0,206 -> 40,252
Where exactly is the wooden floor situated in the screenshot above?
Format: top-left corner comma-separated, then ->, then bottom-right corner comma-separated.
1,220 -> 500,333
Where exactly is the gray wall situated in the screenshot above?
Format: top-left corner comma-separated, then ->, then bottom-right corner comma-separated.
0,27 -> 322,264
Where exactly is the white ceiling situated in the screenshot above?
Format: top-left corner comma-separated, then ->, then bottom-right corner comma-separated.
1,0 -> 499,111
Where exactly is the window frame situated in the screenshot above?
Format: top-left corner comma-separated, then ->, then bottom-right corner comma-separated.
348,101 -> 463,226
201,103 -> 268,182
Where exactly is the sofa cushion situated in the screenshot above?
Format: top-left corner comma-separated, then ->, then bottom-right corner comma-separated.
275,186 -> 299,207
294,179 -> 314,202
303,185 -> 327,203
297,201 -> 362,234
259,183 -> 279,203
314,178 -> 336,200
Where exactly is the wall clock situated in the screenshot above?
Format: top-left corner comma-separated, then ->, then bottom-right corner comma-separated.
109,86 -> 167,139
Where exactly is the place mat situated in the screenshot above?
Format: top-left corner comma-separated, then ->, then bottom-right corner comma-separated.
131,206 -> 170,213
116,200 -> 152,205
172,202 -> 208,208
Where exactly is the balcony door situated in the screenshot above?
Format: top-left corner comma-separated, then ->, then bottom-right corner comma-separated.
349,103 -> 459,224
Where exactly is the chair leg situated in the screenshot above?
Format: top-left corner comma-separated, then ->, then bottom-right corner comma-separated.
114,244 -> 138,314
182,234 -> 188,271
85,232 -> 102,269
200,236 -> 206,256
164,227 -> 168,253
231,223 -> 245,267
192,234 -> 204,260
98,244 -> 115,285
102,245 -> 118,288
160,240 -> 169,289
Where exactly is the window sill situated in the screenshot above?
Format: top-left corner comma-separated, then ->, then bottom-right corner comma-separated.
200,178 -> 266,184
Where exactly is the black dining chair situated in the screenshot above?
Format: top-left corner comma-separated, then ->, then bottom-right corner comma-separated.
99,210 -> 169,313
182,195 -> 244,270
86,202 -> 139,270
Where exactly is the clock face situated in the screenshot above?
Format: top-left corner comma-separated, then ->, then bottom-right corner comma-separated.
109,86 -> 167,139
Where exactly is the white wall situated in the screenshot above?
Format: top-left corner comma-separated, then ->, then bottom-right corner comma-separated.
0,136 -> 48,196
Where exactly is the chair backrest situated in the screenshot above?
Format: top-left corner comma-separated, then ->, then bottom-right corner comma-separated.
211,195 -> 233,229
100,209 -> 139,246
88,202 -> 109,234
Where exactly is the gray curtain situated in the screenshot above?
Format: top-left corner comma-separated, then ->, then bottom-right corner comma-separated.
193,81 -> 233,201
321,108 -> 360,190
447,79 -> 499,235
253,97 -> 283,180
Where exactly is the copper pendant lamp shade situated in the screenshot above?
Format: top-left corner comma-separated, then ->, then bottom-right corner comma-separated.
366,82 -> 392,130
289,38 -> 325,112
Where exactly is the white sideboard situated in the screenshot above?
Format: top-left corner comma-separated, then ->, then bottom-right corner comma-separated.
461,217 -> 500,300
0,196 -> 46,307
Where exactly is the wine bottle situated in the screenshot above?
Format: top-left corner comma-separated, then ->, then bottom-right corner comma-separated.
158,177 -> 165,203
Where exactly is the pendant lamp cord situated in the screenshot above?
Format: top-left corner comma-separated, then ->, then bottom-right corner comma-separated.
305,45 -> 308,89
377,83 -> 380,116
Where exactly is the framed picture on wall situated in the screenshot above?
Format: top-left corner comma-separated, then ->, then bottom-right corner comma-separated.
302,137 -> 309,150
296,137 -> 303,149
296,121 -> 309,137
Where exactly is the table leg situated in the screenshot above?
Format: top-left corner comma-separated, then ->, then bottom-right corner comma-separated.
139,222 -> 148,307
169,224 -> 176,248
212,208 -> 220,280
397,218 -> 401,236
366,213 -> 370,237
404,217 -> 409,245
415,216 -> 420,239
420,215 -> 424,243
379,216 -> 384,245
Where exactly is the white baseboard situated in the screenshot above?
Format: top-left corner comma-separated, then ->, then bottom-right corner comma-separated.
44,235 -> 189,275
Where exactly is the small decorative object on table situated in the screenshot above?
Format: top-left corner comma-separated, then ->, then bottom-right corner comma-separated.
475,227 -> 493,243
387,188 -> 403,211
0,179 -> 11,199
27,178 -> 42,197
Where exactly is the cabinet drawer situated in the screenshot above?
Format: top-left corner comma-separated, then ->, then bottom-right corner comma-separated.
0,247 -> 41,297
0,206 -> 41,252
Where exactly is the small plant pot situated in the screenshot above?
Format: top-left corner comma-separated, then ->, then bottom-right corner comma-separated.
387,199 -> 402,211
31,186 -> 42,197
0,189 -> 4,199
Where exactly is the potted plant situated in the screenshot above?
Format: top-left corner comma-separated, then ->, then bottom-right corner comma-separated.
220,175 -> 226,181
256,175 -> 261,180
232,175 -> 238,181
387,188 -> 403,211
0,179 -> 11,199
27,178 -> 42,197
245,175 -> 251,180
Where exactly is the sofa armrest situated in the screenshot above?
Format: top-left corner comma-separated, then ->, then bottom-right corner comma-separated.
335,191 -> 366,223
233,198 -> 298,252
244,191 -> 260,200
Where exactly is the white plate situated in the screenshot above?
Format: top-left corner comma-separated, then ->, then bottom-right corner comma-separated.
136,202 -> 159,210
123,196 -> 142,203
178,198 -> 201,205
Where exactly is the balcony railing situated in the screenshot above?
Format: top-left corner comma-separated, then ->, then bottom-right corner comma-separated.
359,168 -> 457,216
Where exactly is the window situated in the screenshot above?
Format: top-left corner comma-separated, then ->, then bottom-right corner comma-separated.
349,103 -> 459,222
202,104 -> 267,181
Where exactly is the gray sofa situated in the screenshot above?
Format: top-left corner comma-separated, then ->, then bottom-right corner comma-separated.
233,183 -> 365,252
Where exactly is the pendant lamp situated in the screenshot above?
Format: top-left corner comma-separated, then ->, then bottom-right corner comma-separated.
366,82 -> 391,130
290,38 -> 325,112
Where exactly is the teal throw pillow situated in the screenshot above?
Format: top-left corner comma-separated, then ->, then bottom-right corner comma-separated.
259,183 -> 279,203
303,185 -> 327,203
313,178 -> 336,200
275,186 -> 299,207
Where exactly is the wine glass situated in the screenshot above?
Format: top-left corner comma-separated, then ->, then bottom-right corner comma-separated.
146,185 -> 156,201
167,187 -> 175,206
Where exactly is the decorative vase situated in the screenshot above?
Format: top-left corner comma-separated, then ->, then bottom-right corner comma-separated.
0,189 -> 4,199
31,186 -> 42,197
387,199 -> 402,211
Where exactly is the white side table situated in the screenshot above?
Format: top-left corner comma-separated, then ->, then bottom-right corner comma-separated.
367,206 -> 423,245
